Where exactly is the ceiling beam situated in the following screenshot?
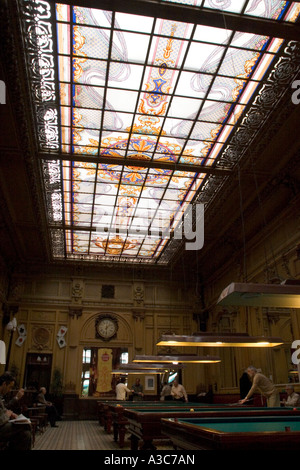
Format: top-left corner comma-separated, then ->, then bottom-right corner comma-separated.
38,152 -> 232,176
57,0 -> 300,41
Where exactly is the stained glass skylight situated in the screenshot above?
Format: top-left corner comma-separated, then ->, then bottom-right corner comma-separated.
19,0 -> 300,264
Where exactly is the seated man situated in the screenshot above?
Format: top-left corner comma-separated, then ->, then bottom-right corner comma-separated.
282,385 -> 300,407
37,387 -> 58,427
0,372 -> 32,450
5,387 -> 25,414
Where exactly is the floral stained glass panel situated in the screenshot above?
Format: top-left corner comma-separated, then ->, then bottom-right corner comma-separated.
19,0 -> 300,263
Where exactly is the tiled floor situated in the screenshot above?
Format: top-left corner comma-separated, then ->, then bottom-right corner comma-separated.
33,420 -> 174,451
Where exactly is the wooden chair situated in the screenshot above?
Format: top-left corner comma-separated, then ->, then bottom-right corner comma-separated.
23,405 -> 48,434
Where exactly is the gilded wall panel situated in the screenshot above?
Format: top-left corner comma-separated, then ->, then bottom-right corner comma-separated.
18,310 -> 29,321
144,286 -> 154,303
84,283 -> 101,299
58,311 -> 69,322
145,327 -> 155,354
156,315 -> 182,327
35,281 -> 60,296
145,315 -> 154,326
30,311 -> 57,322
155,286 -> 171,303
116,284 -> 132,301
60,282 -> 71,297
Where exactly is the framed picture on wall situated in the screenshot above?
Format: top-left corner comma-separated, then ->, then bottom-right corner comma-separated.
145,375 -> 155,391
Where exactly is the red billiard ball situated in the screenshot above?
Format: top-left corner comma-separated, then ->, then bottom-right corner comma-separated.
293,407 -> 297,411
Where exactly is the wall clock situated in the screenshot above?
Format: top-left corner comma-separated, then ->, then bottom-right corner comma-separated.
95,315 -> 118,341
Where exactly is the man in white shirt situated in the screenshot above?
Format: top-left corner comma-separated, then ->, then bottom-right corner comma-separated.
282,385 -> 300,407
171,379 -> 188,402
115,377 -> 132,401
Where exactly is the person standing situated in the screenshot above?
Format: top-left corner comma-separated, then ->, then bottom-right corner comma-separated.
160,381 -> 172,401
131,378 -> 144,401
115,377 -> 132,401
171,379 -> 188,403
239,366 -> 280,407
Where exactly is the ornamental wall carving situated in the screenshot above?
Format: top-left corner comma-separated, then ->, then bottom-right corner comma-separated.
31,325 -> 53,350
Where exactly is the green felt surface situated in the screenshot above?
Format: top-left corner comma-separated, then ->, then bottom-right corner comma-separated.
177,416 -> 300,433
111,401 -> 206,406
124,406 -> 299,413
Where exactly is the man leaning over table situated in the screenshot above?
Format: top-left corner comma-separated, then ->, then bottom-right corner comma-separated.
239,366 -> 280,407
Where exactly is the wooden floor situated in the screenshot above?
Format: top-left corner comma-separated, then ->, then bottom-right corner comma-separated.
33,420 -> 174,451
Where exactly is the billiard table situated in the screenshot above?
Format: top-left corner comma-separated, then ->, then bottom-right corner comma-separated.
98,400 -> 171,430
123,406 -> 300,450
101,400 -> 205,435
161,415 -> 300,450
108,401 -> 207,446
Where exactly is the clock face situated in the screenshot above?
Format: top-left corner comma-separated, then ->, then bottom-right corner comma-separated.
96,316 -> 118,340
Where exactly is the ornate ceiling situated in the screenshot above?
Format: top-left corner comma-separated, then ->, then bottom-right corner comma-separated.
0,0 -> 300,282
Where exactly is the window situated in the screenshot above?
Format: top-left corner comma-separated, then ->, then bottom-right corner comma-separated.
101,285 -> 115,299
82,349 -> 91,363
81,370 -> 90,397
120,352 -> 129,364
81,347 -> 128,396
168,372 -> 178,384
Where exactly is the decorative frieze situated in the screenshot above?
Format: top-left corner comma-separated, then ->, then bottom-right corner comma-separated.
71,279 -> 83,304
133,283 -> 144,308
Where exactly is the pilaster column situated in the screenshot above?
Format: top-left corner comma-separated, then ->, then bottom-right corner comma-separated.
290,308 -> 300,341
64,307 -> 82,394
132,283 -> 145,351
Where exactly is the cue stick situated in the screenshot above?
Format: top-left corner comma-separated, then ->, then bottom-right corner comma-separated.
227,399 -> 253,406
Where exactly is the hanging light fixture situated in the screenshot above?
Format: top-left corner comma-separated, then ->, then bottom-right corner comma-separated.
5,314 -> 18,371
115,363 -> 184,370
217,280 -> 300,308
111,362 -> 185,373
133,354 -> 221,363
111,369 -> 165,374
156,332 -> 283,347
